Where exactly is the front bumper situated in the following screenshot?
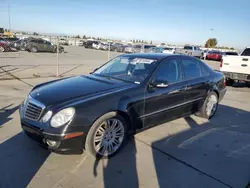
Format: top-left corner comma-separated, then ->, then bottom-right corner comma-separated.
223,72 -> 250,82
19,105 -> 85,154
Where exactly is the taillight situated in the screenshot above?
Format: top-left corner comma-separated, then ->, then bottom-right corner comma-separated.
220,59 -> 223,68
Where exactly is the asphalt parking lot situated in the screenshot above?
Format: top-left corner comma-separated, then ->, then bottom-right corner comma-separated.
1,46 -> 250,188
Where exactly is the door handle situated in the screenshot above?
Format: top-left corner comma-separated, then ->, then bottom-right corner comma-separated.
242,58 -> 248,61
168,87 -> 185,94
184,86 -> 193,90
241,64 -> 248,67
168,90 -> 180,94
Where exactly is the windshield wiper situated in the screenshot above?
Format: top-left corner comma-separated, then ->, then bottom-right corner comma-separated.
95,74 -> 134,84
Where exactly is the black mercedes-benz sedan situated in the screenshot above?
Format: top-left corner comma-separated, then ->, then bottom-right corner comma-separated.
20,53 -> 226,158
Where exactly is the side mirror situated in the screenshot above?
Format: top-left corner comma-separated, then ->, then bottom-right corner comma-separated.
150,80 -> 168,88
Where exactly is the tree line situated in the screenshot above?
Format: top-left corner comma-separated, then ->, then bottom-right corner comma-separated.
205,38 -> 234,50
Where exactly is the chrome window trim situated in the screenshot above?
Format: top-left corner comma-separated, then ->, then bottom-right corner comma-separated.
139,97 -> 204,119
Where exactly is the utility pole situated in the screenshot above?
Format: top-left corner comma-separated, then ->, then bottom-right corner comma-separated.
8,4 -> 11,37
108,42 -> 110,60
57,37 -> 59,76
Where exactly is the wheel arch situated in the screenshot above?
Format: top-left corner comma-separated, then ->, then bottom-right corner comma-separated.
212,89 -> 219,99
88,110 -> 132,133
116,110 -> 132,131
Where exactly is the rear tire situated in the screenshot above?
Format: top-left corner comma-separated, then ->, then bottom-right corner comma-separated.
226,79 -> 234,86
85,112 -> 128,158
197,91 -> 218,119
59,48 -> 64,53
246,82 -> 250,88
0,46 -> 5,52
30,46 -> 37,53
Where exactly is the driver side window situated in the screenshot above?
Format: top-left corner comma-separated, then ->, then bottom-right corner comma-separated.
153,59 -> 181,84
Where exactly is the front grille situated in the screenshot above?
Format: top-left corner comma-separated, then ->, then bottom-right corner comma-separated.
24,96 -> 45,121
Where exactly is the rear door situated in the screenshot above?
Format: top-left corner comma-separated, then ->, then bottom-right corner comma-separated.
36,39 -> 45,51
44,40 -> 54,52
222,48 -> 250,74
180,57 -> 209,116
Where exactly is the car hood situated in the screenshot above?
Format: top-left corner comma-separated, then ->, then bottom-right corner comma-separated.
30,75 -> 133,106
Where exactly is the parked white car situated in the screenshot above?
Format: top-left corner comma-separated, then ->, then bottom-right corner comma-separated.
92,41 -> 100,49
201,50 -> 210,59
162,47 -> 176,54
58,39 -> 69,45
99,42 -> 109,50
220,47 -> 250,85
175,45 -> 202,58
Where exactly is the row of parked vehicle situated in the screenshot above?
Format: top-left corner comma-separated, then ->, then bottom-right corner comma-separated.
201,50 -> 238,61
0,37 -> 64,53
81,41 -> 238,62
81,40 -> 161,53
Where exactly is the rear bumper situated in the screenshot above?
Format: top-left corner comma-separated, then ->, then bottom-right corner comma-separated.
218,88 -> 227,102
222,72 -> 250,81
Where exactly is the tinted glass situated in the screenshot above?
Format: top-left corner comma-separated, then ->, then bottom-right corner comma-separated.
184,46 -> 192,50
241,48 -> 250,56
225,52 -> 238,55
94,56 -> 157,83
163,47 -> 173,50
153,59 -> 181,84
45,41 -> 51,45
37,40 -> 44,44
197,47 -> 201,50
182,59 -> 201,79
199,61 -> 210,76
144,45 -> 156,49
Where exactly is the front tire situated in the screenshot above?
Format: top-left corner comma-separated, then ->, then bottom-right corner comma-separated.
85,112 -> 128,158
198,91 -> 218,119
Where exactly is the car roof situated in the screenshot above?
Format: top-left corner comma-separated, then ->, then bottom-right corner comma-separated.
120,53 -> 179,61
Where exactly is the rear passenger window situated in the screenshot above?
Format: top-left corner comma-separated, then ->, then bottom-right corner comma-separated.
199,62 -> 210,76
184,46 -> 192,50
182,59 -> 201,79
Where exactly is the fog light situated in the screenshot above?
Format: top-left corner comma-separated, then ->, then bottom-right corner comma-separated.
46,139 -> 60,148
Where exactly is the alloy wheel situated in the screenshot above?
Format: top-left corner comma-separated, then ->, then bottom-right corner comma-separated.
31,47 -> 37,53
93,118 -> 125,157
0,46 -> 4,52
206,94 -> 218,117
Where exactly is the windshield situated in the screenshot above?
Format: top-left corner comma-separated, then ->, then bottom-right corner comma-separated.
94,56 -> 158,84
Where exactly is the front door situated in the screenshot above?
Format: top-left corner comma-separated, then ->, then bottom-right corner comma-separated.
142,57 -> 186,127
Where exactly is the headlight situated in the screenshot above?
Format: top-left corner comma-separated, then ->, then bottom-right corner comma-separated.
41,111 -> 53,123
23,95 -> 28,105
50,108 -> 75,128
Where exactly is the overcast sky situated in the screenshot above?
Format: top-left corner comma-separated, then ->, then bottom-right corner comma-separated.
0,0 -> 249,48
